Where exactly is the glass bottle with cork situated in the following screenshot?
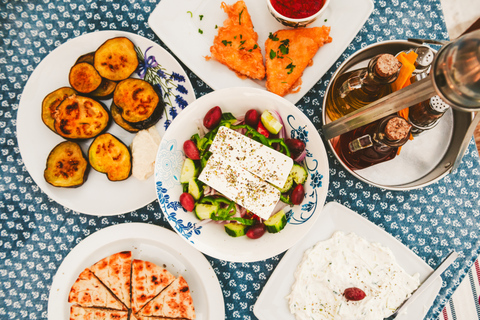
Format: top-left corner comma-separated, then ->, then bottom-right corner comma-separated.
325,53 -> 402,121
333,115 -> 412,170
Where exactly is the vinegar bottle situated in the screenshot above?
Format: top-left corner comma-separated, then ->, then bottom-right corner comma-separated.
325,54 -> 402,121
333,115 -> 412,170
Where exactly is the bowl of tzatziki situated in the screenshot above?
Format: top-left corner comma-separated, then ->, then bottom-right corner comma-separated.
154,87 -> 330,262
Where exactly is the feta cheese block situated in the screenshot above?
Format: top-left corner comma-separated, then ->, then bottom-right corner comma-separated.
209,126 -> 293,188
199,152 -> 281,220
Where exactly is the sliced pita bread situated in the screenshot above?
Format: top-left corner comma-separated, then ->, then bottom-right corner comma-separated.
265,26 -> 332,97
70,305 -> 128,320
131,259 -> 176,314
139,275 -> 195,320
129,313 -> 140,320
90,251 -> 132,309
68,268 -> 126,310
209,1 -> 265,80
135,316 -> 186,320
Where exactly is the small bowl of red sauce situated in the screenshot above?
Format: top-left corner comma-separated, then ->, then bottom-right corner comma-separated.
267,0 -> 330,28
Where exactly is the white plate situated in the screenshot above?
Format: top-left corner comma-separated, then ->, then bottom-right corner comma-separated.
253,201 -> 443,320
148,0 -> 374,104
47,223 -> 224,320
17,30 -> 195,216
154,87 -> 330,262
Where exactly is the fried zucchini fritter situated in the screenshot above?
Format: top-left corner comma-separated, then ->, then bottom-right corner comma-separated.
265,26 -> 332,97
209,1 -> 265,80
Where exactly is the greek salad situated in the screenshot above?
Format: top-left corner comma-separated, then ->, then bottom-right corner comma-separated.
179,106 -> 308,239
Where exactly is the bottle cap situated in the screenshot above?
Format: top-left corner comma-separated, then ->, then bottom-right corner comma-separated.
429,95 -> 450,113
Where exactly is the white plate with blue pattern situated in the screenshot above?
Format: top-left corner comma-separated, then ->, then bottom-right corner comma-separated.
48,223 -> 224,320
17,30 -> 195,216
154,87 -> 330,262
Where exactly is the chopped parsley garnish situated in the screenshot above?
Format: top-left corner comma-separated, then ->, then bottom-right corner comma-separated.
198,29 -> 203,34
278,40 -> 289,55
238,40 -> 246,49
199,14 -> 204,20
324,18 -> 328,22
269,49 -> 276,59
286,62 -> 296,74
268,32 -> 279,41
253,44 -> 258,49
215,25 -> 218,29
239,7 -> 244,25
187,11 -> 193,17
222,40 -> 232,46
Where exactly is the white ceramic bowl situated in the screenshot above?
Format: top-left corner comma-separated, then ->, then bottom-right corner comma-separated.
266,0 -> 331,28
154,87 -> 330,262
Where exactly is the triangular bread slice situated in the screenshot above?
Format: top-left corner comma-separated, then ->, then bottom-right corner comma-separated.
131,259 -> 176,314
265,26 -> 332,97
70,305 -> 128,320
90,251 -> 132,309
138,275 -> 195,320
135,316 -> 183,320
68,268 -> 126,310
209,1 -> 265,80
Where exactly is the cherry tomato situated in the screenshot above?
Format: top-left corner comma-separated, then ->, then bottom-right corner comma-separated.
256,121 -> 270,138
179,192 -> 195,212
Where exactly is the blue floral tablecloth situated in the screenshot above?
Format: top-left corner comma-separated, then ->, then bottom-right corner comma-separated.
1,0 -> 479,319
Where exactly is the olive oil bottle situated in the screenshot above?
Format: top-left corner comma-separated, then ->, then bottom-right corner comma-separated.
325,54 -> 402,121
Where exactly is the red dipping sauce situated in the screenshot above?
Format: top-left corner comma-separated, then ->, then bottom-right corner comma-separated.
270,0 -> 325,19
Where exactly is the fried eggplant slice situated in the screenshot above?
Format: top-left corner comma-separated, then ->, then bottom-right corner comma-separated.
88,133 -> 132,181
89,78 -> 117,100
41,87 -> 77,132
110,101 -> 140,133
209,1 -> 265,80
113,78 -> 164,130
53,95 -> 110,140
265,26 -> 332,97
44,141 -> 89,188
72,52 -> 117,99
69,62 -> 103,94
75,52 -> 95,65
94,37 -> 139,81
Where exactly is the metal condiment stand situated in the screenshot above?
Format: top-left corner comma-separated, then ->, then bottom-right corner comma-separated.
323,30 -> 480,172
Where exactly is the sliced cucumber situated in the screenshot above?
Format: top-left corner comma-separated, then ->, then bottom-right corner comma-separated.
278,174 -> 293,193
188,178 -> 203,200
290,164 -> 308,184
194,203 -> 218,220
180,158 -> 199,183
264,210 -> 287,233
224,223 -> 248,237
261,110 -> 283,134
